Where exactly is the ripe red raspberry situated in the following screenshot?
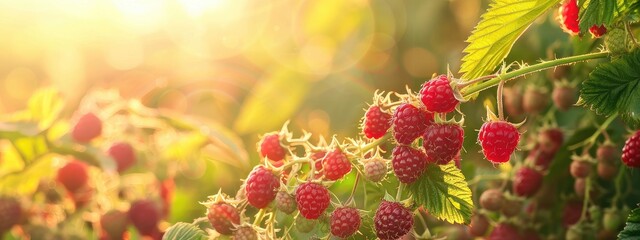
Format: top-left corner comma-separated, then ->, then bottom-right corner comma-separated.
589,24 -> 607,38
362,105 -> 392,139
523,87 -> 549,114
622,131 -> 640,168
469,213 -> 489,236
322,149 -> 352,181
295,182 -> 330,219
552,85 -> 576,111
107,142 -> 136,173
423,123 -> 464,165
330,207 -> 361,238
275,191 -> 297,214
392,145 -> 428,184
597,163 -> 617,181
0,197 -> 22,234
488,223 -> 520,240
596,143 -> 618,164
562,200 -> 583,227
233,225 -> 258,240
71,112 -> 102,143
570,160 -> 592,178
526,146 -> 555,170
478,121 -> 520,163
57,160 -> 89,193
420,75 -> 459,113
558,0 -> 580,35
392,103 -> 430,144
245,166 -> 280,209
207,202 -> 240,235
537,128 -> 564,154
259,133 -> 286,161
363,158 -> 387,182
512,167 -> 543,197
100,210 -> 129,240
311,150 -> 326,172
374,200 -> 414,240
129,200 -> 161,236
503,87 -> 524,116
479,188 -> 504,211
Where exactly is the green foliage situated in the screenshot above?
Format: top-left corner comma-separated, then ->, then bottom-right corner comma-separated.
407,163 -> 473,224
460,0 -> 560,81
577,0 -> 617,32
579,49 -> 640,128
162,222 -> 207,240
618,207 -> 640,239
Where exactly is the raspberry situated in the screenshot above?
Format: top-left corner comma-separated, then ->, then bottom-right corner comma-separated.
107,142 -> 136,173
525,146 -> 555,170
523,87 -> 548,114
207,202 -> 240,235
589,24 -> 607,38
605,28 -> 630,55
363,157 -> 387,182
330,207 -> 361,238
570,160 -> 592,178
603,208 -> 624,231
558,0 -> 580,35
597,163 -> 617,180
537,128 -> 564,154
233,225 -> 258,240
245,166 -> 280,209
100,210 -> 129,240
259,133 -> 286,161
311,150 -> 327,172
295,182 -> 330,219
129,200 -> 161,236
552,85 -> 576,111
420,75 -> 459,113
500,198 -> 522,217
622,131 -> 640,168
71,185 -> 94,208
392,103 -> 430,144
488,223 -> 520,240
469,213 -> 489,236
0,197 -> 22,234
392,145 -> 428,184
275,191 -> 297,214
574,178 -> 598,199
423,123 -> 464,165
374,200 -> 414,240
562,200 -> 583,227
479,188 -> 504,211
322,149 -> 352,181
512,167 -> 543,197
362,105 -> 392,139
478,121 -> 520,163
503,87 -> 524,116
159,178 -> 174,218
71,112 -> 102,143
596,143 -> 618,164
295,216 -> 316,233
57,160 -> 89,193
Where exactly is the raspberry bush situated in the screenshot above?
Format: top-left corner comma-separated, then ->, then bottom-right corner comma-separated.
1,0 -> 640,240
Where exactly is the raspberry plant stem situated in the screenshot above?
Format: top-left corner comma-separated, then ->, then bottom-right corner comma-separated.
359,134 -> 391,154
497,79 -> 505,120
568,113 -> 619,150
395,183 -> 405,201
612,167 -> 627,206
461,52 -> 609,98
253,209 -> 266,226
580,177 -> 592,222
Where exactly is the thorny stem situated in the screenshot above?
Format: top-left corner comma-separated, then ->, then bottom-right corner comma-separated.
497,79 -> 505,120
279,159 -> 313,172
359,134 -> 391,154
461,52 -> 609,97
346,173 -> 361,204
396,183 -> 405,201
457,74 -> 498,88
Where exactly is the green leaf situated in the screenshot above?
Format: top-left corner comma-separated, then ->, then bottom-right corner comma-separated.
27,88 -> 65,130
578,0 -> 617,33
407,163 -> 474,224
618,207 -> 640,239
579,50 -> 640,127
233,68 -> 309,134
162,222 -> 207,240
460,0 -> 561,81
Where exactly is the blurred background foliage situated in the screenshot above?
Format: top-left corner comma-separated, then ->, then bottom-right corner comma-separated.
0,0 -> 612,230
